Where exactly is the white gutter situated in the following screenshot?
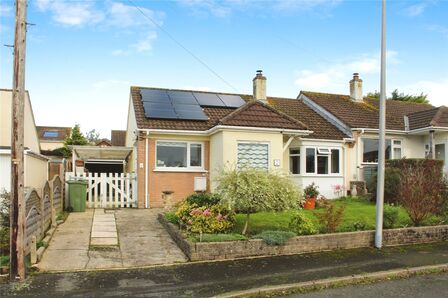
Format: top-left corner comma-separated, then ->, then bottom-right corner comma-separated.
351,128 -> 407,135
298,137 -> 346,143
145,131 -> 149,209
137,125 -> 312,136
407,126 -> 448,134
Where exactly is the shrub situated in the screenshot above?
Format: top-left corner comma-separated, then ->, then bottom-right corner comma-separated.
315,197 -> 330,209
394,159 -> 445,226
191,233 -> 247,242
175,201 -> 235,234
316,203 -> 345,233
164,211 -> 179,224
0,192 -> 10,257
352,221 -> 367,231
216,168 -> 300,235
185,193 -> 221,207
303,183 -> 319,199
370,168 -> 401,204
383,204 -> 399,229
252,230 -> 296,246
288,212 -> 318,235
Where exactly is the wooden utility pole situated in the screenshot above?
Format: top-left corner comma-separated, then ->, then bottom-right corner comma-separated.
10,0 -> 28,281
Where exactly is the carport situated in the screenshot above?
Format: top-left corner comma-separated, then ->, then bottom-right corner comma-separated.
71,145 -> 133,174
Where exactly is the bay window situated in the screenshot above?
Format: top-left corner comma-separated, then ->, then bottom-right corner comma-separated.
156,141 -> 203,169
295,147 -> 340,175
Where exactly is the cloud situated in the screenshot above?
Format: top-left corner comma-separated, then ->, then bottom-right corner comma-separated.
295,51 -> 399,92
0,4 -> 12,17
107,2 -> 165,28
427,25 -> 448,39
398,78 -> 448,107
403,3 -> 427,17
34,1 -> 164,28
177,0 -> 341,17
35,0 -> 104,26
131,32 -> 158,53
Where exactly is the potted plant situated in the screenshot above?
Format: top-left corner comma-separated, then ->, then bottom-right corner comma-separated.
303,183 -> 319,210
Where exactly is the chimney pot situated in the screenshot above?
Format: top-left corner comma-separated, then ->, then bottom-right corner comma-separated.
350,73 -> 363,102
253,70 -> 267,103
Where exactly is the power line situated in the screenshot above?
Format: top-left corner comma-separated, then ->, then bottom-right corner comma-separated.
127,0 -> 239,92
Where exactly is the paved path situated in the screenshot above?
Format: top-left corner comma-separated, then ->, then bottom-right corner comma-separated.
11,242 -> 448,297
90,209 -> 118,246
38,208 -> 186,271
38,209 -> 93,271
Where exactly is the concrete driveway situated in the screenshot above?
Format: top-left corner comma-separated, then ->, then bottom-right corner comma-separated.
38,208 -> 187,272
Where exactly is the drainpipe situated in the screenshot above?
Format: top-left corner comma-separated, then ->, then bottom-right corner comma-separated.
145,131 -> 149,208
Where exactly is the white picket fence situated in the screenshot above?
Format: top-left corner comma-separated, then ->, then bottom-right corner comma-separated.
65,172 -> 137,208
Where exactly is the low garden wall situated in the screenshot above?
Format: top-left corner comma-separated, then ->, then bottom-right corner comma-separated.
158,214 -> 448,262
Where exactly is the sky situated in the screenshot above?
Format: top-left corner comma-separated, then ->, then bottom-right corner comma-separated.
0,0 -> 447,138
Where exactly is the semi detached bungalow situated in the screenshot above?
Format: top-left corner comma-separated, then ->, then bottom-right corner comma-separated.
125,72 -> 448,208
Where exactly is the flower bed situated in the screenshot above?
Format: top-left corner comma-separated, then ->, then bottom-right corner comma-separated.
159,214 -> 448,262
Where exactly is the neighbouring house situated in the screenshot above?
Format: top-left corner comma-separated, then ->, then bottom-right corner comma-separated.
0,89 -> 49,195
96,138 -> 112,147
36,126 -> 71,153
122,71 -> 447,208
111,130 -> 126,146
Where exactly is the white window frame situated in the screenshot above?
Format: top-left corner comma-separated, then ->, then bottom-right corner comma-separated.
237,141 -> 270,170
154,140 -> 205,172
289,147 -> 301,175
300,146 -> 342,176
361,138 -> 402,164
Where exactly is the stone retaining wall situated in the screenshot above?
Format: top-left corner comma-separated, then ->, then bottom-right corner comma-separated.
158,215 -> 448,262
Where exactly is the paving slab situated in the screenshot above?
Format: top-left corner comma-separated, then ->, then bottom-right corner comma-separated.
91,237 -> 119,246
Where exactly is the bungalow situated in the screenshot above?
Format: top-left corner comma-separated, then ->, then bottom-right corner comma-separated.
124,72 -> 447,208
0,89 -> 49,195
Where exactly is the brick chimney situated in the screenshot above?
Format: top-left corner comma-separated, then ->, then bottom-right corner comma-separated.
349,73 -> 363,102
253,70 -> 267,103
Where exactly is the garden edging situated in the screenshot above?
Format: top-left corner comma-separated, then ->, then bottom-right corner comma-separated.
158,214 -> 448,262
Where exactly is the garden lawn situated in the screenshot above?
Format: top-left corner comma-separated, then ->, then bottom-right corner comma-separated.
233,197 -> 415,235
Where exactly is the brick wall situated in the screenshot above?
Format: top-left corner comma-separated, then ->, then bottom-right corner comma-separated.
158,214 -> 448,262
137,137 -> 210,208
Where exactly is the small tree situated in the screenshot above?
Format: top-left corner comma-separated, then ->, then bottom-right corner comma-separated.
85,129 -> 100,144
62,124 -> 88,157
216,168 -> 300,235
367,89 -> 429,104
397,160 -> 444,226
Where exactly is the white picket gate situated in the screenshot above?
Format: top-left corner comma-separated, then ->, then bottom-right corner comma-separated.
65,172 -> 137,208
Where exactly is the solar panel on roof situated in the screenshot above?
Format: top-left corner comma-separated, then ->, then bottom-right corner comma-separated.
173,104 -> 208,121
140,89 -> 170,103
193,92 -> 225,107
145,102 -> 172,110
218,94 -> 246,108
168,91 -> 198,105
147,108 -> 178,119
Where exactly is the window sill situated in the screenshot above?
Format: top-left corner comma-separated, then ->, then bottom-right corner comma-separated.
153,168 -> 208,173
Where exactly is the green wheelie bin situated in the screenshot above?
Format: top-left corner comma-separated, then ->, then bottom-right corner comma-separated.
67,179 -> 88,212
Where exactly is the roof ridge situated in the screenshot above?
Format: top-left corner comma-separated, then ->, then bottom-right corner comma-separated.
431,106 -> 448,126
218,100 -> 308,130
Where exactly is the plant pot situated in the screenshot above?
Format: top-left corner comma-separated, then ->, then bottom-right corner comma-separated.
304,197 -> 316,210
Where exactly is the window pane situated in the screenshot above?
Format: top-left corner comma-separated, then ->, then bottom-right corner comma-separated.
306,148 -> 315,173
237,143 -> 269,170
290,149 -> 300,155
290,156 -> 300,174
317,155 -> 329,174
363,139 -> 391,162
331,149 -> 340,173
156,142 -> 187,167
190,144 -> 202,167
435,144 -> 445,161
